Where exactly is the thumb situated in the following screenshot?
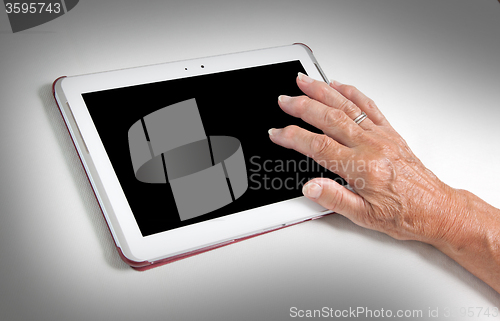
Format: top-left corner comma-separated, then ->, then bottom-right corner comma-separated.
302,178 -> 367,218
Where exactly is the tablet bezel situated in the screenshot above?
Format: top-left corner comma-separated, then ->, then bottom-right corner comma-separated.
55,44 -> 333,264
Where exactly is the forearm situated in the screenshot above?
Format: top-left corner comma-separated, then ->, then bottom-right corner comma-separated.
433,189 -> 500,293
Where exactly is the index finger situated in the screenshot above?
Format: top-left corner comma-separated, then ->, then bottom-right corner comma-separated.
268,125 -> 353,178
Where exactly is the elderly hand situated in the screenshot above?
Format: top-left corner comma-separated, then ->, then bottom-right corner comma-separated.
269,72 -> 462,245
269,73 -> 500,293
268,73 -> 500,294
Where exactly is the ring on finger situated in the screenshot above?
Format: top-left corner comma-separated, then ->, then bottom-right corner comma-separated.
353,111 -> 368,125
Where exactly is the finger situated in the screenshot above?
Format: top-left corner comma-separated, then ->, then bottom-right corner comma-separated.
268,125 -> 352,177
296,72 -> 375,130
329,80 -> 390,127
278,95 -> 365,148
302,177 -> 369,219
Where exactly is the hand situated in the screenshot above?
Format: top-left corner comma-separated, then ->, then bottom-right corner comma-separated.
269,72 -> 500,294
268,72 -> 463,245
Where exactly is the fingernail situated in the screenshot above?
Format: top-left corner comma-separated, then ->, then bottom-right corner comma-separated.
298,72 -> 314,84
330,80 -> 342,87
302,182 -> 322,199
268,128 -> 281,136
278,95 -> 291,103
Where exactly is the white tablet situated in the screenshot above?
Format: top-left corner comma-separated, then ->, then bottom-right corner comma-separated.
53,43 -> 338,270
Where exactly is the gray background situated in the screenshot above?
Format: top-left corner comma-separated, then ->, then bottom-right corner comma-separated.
1,0 -> 500,320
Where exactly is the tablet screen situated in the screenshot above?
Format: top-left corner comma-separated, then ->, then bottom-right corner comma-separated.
82,60 -> 342,236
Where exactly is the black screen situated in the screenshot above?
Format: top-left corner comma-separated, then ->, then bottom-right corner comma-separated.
82,61 -> 342,236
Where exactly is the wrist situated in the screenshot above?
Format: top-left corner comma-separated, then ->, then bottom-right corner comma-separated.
431,188 -> 500,261
429,188 -> 500,293
429,188 -> 472,252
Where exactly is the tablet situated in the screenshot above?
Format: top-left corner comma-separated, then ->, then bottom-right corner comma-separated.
53,43 -> 339,270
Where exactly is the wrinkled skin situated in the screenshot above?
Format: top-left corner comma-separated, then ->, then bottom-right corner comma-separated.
269,73 -> 500,294
269,73 -> 464,245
